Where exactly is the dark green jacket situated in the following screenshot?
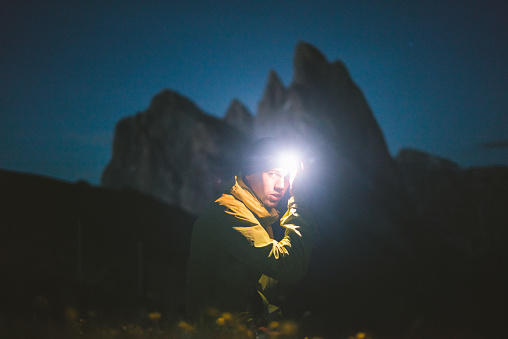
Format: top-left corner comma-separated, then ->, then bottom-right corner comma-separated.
185,175 -> 317,322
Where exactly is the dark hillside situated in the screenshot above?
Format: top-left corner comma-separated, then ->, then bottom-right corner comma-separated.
0,169 -> 195,326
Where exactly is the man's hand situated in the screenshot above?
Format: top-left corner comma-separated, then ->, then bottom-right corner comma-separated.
289,160 -> 304,197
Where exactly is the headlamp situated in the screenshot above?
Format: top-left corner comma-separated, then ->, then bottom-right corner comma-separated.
242,137 -> 307,176
276,153 -> 301,172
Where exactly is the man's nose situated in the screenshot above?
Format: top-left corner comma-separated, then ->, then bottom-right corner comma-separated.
274,177 -> 285,189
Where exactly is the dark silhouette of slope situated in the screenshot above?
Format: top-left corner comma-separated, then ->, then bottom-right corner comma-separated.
0,169 -> 195,325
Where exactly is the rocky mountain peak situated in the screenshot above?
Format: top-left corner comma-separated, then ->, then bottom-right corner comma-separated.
292,41 -> 330,87
101,89 -> 245,214
146,89 -> 203,118
256,42 -> 390,171
223,99 -> 253,137
257,70 -> 287,112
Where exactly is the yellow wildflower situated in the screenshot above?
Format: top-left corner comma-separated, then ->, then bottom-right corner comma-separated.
221,312 -> 233,321
148,312 -> 161,321
177,320 -> 195,332
268,320 -> 279,329
280,320 -> 298,335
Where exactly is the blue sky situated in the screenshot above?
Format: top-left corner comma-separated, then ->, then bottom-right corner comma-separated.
1,0 -> 507,184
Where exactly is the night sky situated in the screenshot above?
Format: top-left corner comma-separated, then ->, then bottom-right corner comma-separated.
1,0 -> 507,184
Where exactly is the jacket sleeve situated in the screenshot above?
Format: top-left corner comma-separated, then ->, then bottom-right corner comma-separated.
210,197 -> 317,283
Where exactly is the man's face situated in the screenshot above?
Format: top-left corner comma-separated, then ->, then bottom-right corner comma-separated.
245,168 -> 290,208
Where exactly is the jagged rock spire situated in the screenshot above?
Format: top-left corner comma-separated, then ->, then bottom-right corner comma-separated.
223,99 -> 254,138
257,70 -> 287,114
292,41 -> 332,88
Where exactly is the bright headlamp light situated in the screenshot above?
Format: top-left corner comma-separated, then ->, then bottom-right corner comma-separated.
276,152 -> 301,173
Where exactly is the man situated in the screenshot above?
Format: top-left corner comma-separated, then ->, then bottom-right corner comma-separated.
185,137 -> 317,327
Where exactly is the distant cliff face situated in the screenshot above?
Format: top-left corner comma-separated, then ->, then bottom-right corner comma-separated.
101,90 -> 246,213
